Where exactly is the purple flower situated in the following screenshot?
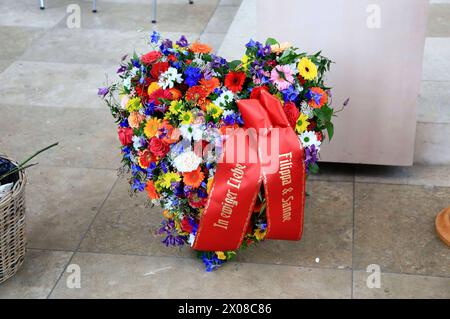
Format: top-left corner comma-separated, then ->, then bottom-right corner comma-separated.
159,38 -> 173,55
116,65 -> 127,74
305,144 -> 319,170
97,87 -> 109,98
257,42 -> 271,57
210,55 -> 227,69
176,35 -> 189,47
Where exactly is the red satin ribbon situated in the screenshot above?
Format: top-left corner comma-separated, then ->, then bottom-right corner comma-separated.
193,91 -> 306,251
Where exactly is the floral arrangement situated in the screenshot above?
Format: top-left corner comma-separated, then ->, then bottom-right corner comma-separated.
99,32 -> 334,271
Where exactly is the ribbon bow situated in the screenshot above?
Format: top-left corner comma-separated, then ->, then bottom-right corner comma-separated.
193,91 -> 306,251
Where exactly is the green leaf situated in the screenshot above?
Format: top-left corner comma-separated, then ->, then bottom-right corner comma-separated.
309,163 -> 320,174
265,38 -> 279,46
228,60 -> 242,71
325,122 -> 334,141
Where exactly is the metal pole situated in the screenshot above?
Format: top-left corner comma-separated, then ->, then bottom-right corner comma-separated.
92,0 -> 97,13
40,0 -> 45,10
152,0 -> 157,23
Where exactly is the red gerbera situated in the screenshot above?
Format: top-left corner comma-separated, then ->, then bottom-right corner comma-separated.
224,71 -> 246,93
149,88 -> 172,105
150,61 -> 169,79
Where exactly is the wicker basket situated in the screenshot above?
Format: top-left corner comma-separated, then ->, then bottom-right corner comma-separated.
0,163 -> 26,284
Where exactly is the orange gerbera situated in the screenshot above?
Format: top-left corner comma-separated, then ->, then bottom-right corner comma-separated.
169,88 -> 182,101
144,118 -> 161,138
308,87 -> 328,109
145,180 -> 160,200
200,77 -> 220,94
160,121 -> 180,144
186,85 -> 208,109
190,41 -> 212,54
183,167 -> 205,189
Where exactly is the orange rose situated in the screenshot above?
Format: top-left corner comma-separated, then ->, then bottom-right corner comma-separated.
128,112 -> 145,129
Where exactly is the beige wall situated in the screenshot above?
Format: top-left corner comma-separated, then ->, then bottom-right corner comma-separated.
257,0 -> 429,165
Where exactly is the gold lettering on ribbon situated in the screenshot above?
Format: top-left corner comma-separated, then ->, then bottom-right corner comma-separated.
213,164 -> 247,230
279,153 -> 294,222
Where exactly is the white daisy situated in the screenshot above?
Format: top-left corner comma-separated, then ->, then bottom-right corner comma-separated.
213,89 -> 234,107
158,67 -> 182,89
173,151 -> 202,173
179,124 -> 204,141
299,131 -> 321,148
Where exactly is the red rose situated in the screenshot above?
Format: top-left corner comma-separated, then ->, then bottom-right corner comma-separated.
149,137 -> 169,157
150,61 -> 169,79
283,102 -> 300,128
224,71 -> 246,93
118,127 -> 133,146
141,51 -> 162,65
250,86 -> 269,100
181,218 -> 193,233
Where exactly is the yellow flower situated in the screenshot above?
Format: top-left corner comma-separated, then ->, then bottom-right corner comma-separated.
169,100 -> 184,115
162,210 -> 174,219
174,218 -> 188,236
144,117 -> 161,138
126,97 -> 143,112
206,103 -> 223,120
154,179 -> 163,192
298,57 -> 318,81
147,82 -> 161,95
160,172 -> 181,189
295,113 -> 310,134
241,54 -> 250,71
216,251 -> 227,260
179,110 -> 194,125
254,229 -> 267,241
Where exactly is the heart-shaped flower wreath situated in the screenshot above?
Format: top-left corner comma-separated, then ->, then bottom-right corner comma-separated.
99,32 -> 334,271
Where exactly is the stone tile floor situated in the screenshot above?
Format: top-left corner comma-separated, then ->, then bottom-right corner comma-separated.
0,0 -> 449,299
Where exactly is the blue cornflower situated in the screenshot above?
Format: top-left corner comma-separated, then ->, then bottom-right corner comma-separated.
122,146 -> 131,160
245,39 -> 257,49
131,58 -> 141,68
119,118 -> 129,127
144,102 -> 155,116
150,31 -> 161,44
201,253 -> 224,272
160,161 -> 169,174
282,86 -> 299,102
184,66 -> 202,87
306,89 -> 323,106
131,179 -> 146,192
